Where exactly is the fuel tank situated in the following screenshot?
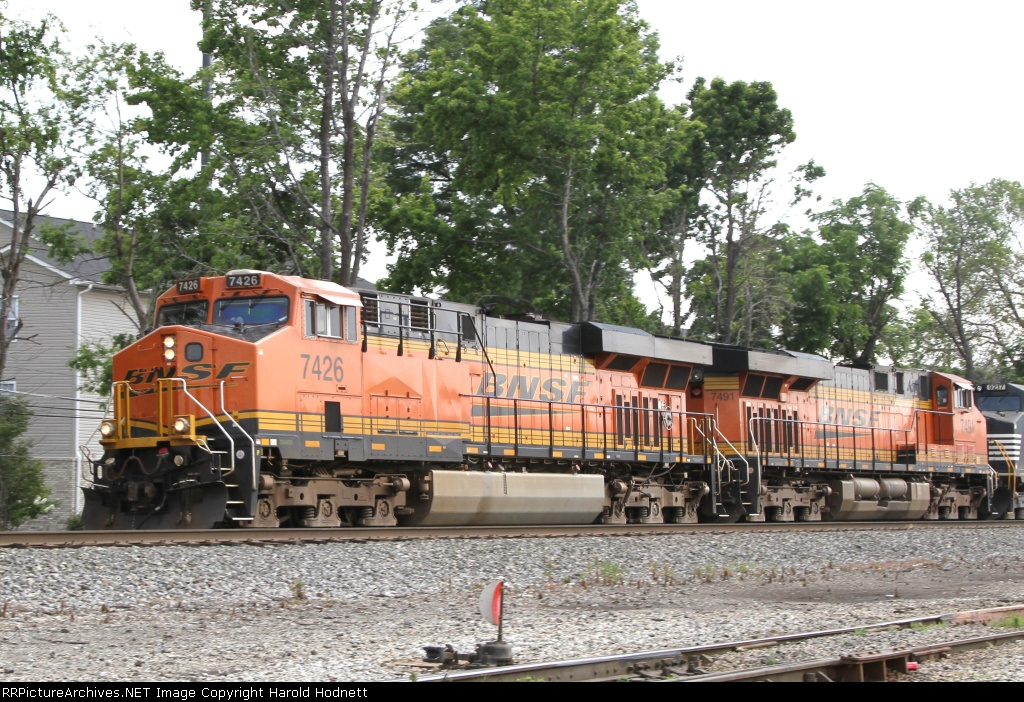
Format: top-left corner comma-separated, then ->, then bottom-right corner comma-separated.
402,470 -> 606,526
827,477 -> 930,520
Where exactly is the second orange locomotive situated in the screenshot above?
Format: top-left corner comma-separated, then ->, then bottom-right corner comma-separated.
81,271 -> 996,529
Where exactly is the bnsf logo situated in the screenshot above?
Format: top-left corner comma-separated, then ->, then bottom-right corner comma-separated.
477,372 -> 589,404
122,362 -> 252,384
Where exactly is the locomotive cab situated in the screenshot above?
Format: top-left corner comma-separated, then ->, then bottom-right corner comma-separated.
82,271 -> 381,529
976,382 -> 1024,518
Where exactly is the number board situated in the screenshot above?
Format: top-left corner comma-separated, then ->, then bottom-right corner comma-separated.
977,383 -> 1007,392
226,273 -> 262,288
176,278 -> 201,294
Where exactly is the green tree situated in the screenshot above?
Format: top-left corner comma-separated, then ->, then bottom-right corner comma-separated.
685,229 -> 792,348
0,9 -> 84,382
676,77 -> 800,344
51,44 -> 196,396
885,306 -> 965,373
72,45 -> 184,325
54,42 -> 188,329
0,393 -> 54,529
782,184 -> 913,364
381,0 -> 674,324
912,179 -> 1024,379
130,0 -> 414,286
638,104 -> 704,337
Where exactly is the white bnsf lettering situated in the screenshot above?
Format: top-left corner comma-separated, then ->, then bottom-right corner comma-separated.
477,372 -> 589,403
818,406 -> 880,427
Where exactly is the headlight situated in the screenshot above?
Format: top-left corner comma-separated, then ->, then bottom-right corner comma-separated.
172,417 -> 190,435
163,336 -> 176,361
100,420 -> 116,438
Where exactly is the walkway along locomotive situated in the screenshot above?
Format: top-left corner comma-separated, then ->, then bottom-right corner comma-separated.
80,271 -> 1001,529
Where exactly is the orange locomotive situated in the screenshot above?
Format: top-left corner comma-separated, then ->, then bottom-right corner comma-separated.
82,271 -> 717,529
690,345 -> 994,522
81,271 -> 998,529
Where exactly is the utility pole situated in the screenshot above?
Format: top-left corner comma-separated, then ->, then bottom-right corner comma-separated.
201,0 -> 212,167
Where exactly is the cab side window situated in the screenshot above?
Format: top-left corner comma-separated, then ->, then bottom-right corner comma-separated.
304,299 -> 357,341
954,386 -> 973,409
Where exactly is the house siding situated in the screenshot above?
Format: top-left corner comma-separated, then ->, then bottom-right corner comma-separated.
8,270 -> 144,530
75,287 -> 142,495
0,212 -> 145,531
6,260 -> 82,530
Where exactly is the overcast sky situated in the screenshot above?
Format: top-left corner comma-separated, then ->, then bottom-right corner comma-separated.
641,0 -> 1024,208
15,0 -> 1024,295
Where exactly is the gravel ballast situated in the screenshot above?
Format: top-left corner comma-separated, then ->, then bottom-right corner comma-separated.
2,527 -> 1024,682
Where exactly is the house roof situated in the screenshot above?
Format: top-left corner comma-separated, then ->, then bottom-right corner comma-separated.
0,209 -> 111,284
0,209 -> 382,290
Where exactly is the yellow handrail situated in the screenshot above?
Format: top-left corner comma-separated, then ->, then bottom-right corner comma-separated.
992,439 -> 1018,493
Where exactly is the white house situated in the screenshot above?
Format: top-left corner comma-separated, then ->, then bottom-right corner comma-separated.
0,210 -> 143,530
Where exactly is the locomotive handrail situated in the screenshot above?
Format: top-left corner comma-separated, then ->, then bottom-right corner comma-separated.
464,316 -> 500,386
993,439 -> 1018,493
219,380 -> 257,489
110,381 -> 134,440
748,414 -> 910,468
690,417 -> 739,515
160,377 -> 236,477
361,300 -> 467,349
465,393 -> 710,464
745,410 -> 987,471
709,421 -> 751,486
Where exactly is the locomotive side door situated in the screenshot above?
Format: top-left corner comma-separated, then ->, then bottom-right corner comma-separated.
932,375 -> 954,445
932,374 -> 982,464
299,295 -> 364,435
659,392 -> 683,459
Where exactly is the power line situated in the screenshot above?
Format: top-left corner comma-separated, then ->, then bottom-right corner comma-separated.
0,388 -> 107,406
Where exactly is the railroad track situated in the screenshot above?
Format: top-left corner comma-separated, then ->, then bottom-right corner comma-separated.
2,519 -> 1021,548
406,605 -> 1024,682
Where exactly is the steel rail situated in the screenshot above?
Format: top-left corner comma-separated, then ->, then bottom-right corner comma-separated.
406,605 -> 1024,682
1,519 -> 1022,548
672,630 -> 1024,682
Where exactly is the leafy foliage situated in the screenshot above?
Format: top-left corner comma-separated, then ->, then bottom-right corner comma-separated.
783,184 -> 914,364
906,179 -> 1024,379
380,0 -> 675,324
671,78 -> 803,344
0,393 -> 55,529
0,9 -> 83,381
131,0 -> 414,286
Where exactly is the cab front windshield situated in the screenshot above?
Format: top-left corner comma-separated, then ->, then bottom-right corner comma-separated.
977,395 -> 1022,412
213,296 -> 289,327
156,301 -> 208,327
